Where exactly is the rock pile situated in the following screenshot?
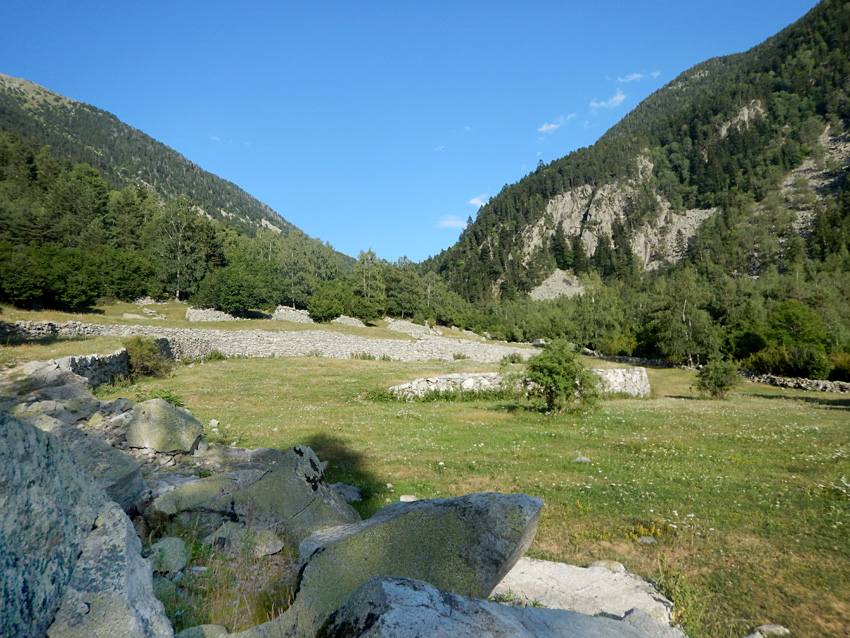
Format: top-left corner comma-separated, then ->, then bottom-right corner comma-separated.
185,308 -> 244,322
384,318 -> 441,338
272,306 -> 314,323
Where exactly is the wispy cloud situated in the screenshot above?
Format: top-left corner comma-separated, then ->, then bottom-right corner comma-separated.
618,72 -> 643,83
651,70 -> 661,78
468,194 -> 489,208
434,145 -> 446,152
590,90 -> 626,109
211,135 -> 221,142
463,126 -> 472,132
537,113 -> 576,134
438,215 -> 468,229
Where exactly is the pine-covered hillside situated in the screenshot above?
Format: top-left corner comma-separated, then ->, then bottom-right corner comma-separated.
427,0 -> 850,301
0,73 -> 289,237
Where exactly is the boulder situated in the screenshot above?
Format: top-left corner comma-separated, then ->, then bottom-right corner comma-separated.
493,557 -> 675,625
316,575 -> 653,638
47,501 -> 174,637
149,537 -> 190,575
27,413 -> 150,513
0,413 -> 171,638
203,522 -> 284,558
232,492 -> 542,638
149,446 -> 360,545
126,398 -> 203,453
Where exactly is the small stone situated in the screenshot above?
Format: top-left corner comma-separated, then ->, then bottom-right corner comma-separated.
756,625 -> 791,636
637,536 -> 657,546
399,495 -> 418,502
573,456 -> 592,463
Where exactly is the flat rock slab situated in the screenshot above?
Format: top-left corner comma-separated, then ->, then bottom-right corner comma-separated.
233,492 -> 542,638
493,557 -> 675,625
150,537 -> 189,575
317,576 -> 653,638
126,398 -> 203,453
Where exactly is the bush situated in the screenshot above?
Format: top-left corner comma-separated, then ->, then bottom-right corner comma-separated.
526,339 -> 600,413
742,344 -> 832,380
695,359 -> 740,399
828,352 -> 850,382
124,336 -> 172,379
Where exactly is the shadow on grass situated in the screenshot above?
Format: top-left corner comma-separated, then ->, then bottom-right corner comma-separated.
301,432 -> 384,513
750,392 -> 850,411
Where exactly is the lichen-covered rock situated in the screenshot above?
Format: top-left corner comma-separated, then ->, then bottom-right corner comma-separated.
126,398 -> 203,453
27,413 -> 150,513
148,446 -> 359,545
149,537 -> 190,575
47,501 -> 173,638
0,413 -> 103,638
203,522 -> 284,557
233,492 -> 542,638
316,576 -> 652,638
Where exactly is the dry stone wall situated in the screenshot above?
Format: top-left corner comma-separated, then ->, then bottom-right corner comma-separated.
20,349 -> 130,387
185,308 -> 243,322
272,306 -> 314,323
0,321 -> 532,364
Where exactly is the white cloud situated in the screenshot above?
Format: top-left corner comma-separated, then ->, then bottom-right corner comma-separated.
434,145 -> 446,152
463,126 -> 472,132
651,70 -> 661,78
211,136 -> 221,142
538,123 -> 559,133
438,215 -> 468,229
537,113 -> 576,134
590,90 -> 626,109
617,73 -> 643,83
468,194 -> 489,208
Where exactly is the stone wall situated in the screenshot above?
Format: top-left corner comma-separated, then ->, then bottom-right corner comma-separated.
742,372 -> 850,394
185,308 -> 243,322
272,306 -> 314,323
390,368 -> 651,400
0,321 -> 532,364
20,349 -> 130,387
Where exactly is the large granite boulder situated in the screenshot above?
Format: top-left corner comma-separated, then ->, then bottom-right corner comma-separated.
148,445 -> 360,544
27,413 -> 150,513
126,398 -> 203,453
0,412 -> 171,638
317,576 -> 652,638
232,492 -> 542,638
47,501 -> 174,638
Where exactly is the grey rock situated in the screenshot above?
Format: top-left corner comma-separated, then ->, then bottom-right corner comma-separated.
126,398 -> 203,453
755,625 -> 791,636
0,413 -> 103,638
176,625 -> 229,638
204,522 -> 284,557
493,557 -> 675,626
236,492 -> 541,638
621,609 -> 687,638
27,414 -> 150,513
573,455 -> 592,463
37,382 -> 103,419
47,501 -> 174,638
316,576 -> 653,638
150,446 -> 360,545
150,537 -> 190,575
331,482 -> 362,503
637,536 -> 658,546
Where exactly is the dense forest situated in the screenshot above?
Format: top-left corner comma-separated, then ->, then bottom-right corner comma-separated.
3,1 -> 850,382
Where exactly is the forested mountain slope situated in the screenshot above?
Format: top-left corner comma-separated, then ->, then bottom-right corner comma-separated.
427,0 -> 850,301
0,73 -> 289,236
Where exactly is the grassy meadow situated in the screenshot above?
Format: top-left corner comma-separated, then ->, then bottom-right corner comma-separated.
1,308 -> 848,637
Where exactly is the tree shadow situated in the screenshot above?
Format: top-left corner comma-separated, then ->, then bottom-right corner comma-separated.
301,433 -> 384,510
749,393 -> 850,411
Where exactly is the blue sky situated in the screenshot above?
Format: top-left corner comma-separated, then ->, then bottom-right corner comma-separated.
2,1 -> 821,262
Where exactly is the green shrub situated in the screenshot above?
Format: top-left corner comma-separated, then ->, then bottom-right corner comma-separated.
350,352 -> 376,360
500,352 -> 524,366
526,339 -> 600,413
828,352 -> 850,382
453,352 -> 469,360
742,344 -> 832,379
695,359 -> 740,399
124,336 -> 172,379
134,388 -> 185,407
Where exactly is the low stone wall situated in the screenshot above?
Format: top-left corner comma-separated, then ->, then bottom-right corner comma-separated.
20,349 -> 130,387
385,319 -> 441,338
185,308 -> 243,322
390,368 -> 651,400
272,306 -> 314,323
331,315 -> 366,328
0,321 -> 532,364
742,371 -> 850,394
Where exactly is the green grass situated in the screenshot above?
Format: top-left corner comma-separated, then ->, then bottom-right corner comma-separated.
2,321 -> 849,637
